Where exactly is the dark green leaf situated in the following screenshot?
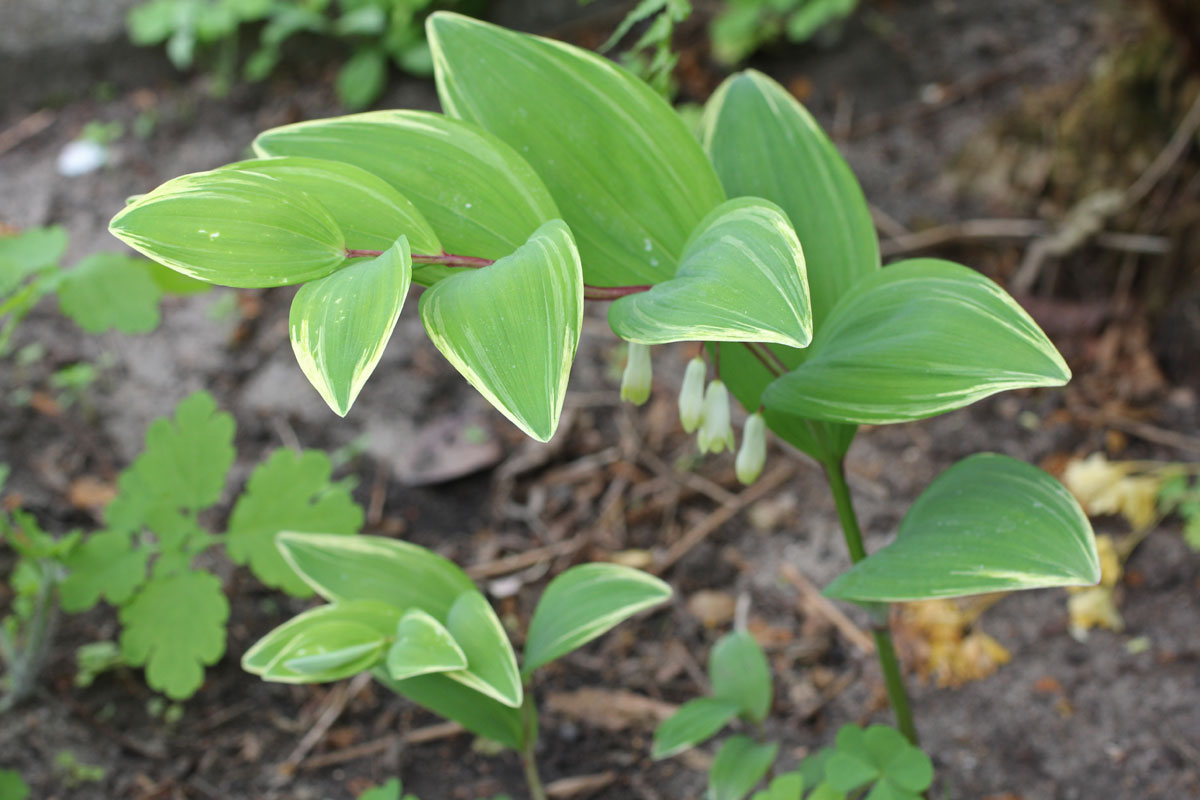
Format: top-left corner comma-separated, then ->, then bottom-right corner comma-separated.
708,736 -> 778,800
374,668 -> 525,750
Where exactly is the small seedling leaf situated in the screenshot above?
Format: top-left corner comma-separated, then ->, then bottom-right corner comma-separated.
57,254 -> 164,334
59,530 -> 150,612
709,630 -> 772,723
751,772 -> 805,800
226,449 -> 363,597
523,562 -> 671,675
825,454 -> 1100,601
652,697 -> 741,760
707,735 -> 778,800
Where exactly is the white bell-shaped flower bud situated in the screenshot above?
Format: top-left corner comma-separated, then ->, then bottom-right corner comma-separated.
678,356 -> 707,433
697,379 -> 735,454
736,412 -> 767,485
620,342 -> 653,406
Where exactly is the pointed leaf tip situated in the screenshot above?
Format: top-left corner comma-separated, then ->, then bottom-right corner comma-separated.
290,237 -> 412,416
419,219 -> 583,442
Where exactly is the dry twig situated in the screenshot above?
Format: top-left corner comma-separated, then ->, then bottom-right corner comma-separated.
780,564 -> 875,655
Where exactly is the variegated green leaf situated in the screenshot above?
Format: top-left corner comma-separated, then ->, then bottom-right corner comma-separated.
290,237 -> 412,416
109,168 -> 347,288
825,454 -> 1101,602
253,110 -> 558,282
429,12 -> 725,286
608,198 -> 811,347
763,259 -> 1071,424
219,156 -> 441,255
419,219 -> 583,442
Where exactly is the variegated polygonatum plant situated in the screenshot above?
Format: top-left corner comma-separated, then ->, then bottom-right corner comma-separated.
109,12 -> 1100,797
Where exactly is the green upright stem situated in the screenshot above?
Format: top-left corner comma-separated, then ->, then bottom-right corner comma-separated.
823,458 -> 920,746
519,691 -> 548,800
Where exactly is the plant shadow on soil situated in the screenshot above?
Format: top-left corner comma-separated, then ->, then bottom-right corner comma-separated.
1,0 -> 1199,798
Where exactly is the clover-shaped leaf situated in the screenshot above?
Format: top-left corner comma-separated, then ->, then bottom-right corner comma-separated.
226,449 -> 363,597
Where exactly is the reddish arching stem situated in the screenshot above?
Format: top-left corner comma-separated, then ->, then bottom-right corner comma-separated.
345,248 -> 651,301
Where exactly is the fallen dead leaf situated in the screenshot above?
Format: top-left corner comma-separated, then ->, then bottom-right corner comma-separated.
545,689 -> 676,732
67,476 -> 116,512
895,599 -> 1012,688
546,772 -> 617,798
686,589 -> 736,629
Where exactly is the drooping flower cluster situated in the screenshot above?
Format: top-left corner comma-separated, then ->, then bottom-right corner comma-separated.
621,349 -> 765,484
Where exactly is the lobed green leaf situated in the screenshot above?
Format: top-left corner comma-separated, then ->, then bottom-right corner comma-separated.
225,449 -> 363,597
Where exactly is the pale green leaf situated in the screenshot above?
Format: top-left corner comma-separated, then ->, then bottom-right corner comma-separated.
523,563 -> 671,675
429,12 -> 725,286
253,110 -> 558,278
119,570 -> 229,699
826,454 -> 1100,602
709,630 -> 772,723
0,226 -> 67,296
276,532 -> 475,620
373,668 -> 525,750
608,198 -> 811,347
243,600 -> 402,674
652,697 -> 741,759
700,70 -> 877,331
57,253 -> 163,334
708,736 -> 778,800
109,167 -> 347,288
59,530 -> 149,612
264,621 -> 386,682
219,156 -> 441,256
225,449 -> 363,597
386,608 -> 468,680
763,259 -> 1071,424
443,591 -> 522,708
419,219 -> 582,442
290,237 -> 412,415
